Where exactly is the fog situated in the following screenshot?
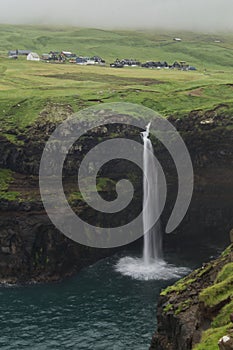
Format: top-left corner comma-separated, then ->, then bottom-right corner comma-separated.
1,0 -> 232,32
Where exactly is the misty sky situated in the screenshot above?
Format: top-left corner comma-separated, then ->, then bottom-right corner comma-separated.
1,0 -> 232,32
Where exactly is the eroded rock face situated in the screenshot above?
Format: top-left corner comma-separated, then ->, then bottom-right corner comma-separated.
150,244 -> 233,350
0,204 -> 116,284
0,104 -> 232,283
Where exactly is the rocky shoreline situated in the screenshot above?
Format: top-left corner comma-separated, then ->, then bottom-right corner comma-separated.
150,242 -> 233,350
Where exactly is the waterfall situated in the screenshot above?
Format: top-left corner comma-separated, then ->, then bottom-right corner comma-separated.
141,123 -> 163,265
115,123 -> 190,280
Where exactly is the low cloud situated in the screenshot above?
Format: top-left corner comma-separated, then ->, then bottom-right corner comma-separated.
1,0 -> 232,32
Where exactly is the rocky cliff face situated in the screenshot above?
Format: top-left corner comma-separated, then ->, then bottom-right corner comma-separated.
0,103 -> 232,283
150,244 -> 233,350
0,200 -> 116,284
157,107 -> 233,255
0,107 -> 143,284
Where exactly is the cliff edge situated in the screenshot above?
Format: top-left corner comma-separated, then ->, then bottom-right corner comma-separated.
150,243 -> 233,350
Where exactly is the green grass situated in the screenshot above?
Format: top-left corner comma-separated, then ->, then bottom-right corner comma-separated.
163,303 -> 173,313
160,244 -> 233,350
0,191 -> 20,201
161,245 -> 233,350
1,57 -> 233,135
0,168 -> 19,201
0,168 -> 12,192
199,274 -> 233,308
68,177 -> 116,203
193,325 -> 231,350
194,292 -> 233,350
215,263 -> 233,283
160,277 -> 196,296
221,245 -> 233,257
0,26 -> 232,344
1,25 -> 233,70
174,299 -> 192,315
195,248 -> 233,349
0,25 -> 233,137
212,300 -> 233,328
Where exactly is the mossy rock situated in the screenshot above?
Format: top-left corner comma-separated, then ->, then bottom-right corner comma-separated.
199,266 -> 233,308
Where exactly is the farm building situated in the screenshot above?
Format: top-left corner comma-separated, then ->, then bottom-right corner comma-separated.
75,56 -> 105,65
8,50 -> 31,57
92,56 -> 105,65
76,57 -> 88,65
27,52 -> 40,61
61,51 -> 76,58
141,61 -> 168,68
41,54 -> 51,61
110,58 -> 140,68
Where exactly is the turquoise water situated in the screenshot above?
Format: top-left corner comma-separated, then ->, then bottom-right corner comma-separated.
0,249 -> 213,350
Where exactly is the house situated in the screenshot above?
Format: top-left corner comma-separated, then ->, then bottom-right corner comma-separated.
61,51 -> 76,59
49,51 -> 63,62
109,58 -> 141,67
171,61 -> 181,69
85,57 -> 96,65
76,57 -> 88,65
8,50 -> 31,57
188,66 -> 197,71
27,52 -> 40,61
120,59 -> 141,67
160,61 -> 168,68
8,50 -> 17,57
141,61 -> 168,69
92,56 -> 106,65
41,54 -> 51,61
110,59 -> 124,68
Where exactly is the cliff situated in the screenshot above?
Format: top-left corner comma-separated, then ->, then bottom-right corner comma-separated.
0,103 -> 233,283
150,243 -> 233,350
0,107 -> 142,284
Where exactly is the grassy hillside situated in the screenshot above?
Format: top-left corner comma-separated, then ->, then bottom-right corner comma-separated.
1,25 -> 233,69
0,25 -> 233,136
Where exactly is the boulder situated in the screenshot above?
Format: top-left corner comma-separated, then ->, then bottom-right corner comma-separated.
218,335 -> 233,350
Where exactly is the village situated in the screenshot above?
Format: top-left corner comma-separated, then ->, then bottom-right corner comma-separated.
7,49 -> 197,71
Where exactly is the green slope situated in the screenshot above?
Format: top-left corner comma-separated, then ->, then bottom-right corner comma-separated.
1,24 -> 233,69
0,25 -> 233,137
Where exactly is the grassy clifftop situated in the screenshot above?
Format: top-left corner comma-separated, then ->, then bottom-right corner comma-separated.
1,25 -> 233,137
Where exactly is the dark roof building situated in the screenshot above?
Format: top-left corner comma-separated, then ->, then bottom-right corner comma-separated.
8,50 -> 31,56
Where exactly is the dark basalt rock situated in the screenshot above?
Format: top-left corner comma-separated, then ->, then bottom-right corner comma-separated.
150,244 -> 233,350
0,206 -> 117,284
0,104 -> 232,283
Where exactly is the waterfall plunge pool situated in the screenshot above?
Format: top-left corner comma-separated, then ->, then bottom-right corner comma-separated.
0,245 -> 220,350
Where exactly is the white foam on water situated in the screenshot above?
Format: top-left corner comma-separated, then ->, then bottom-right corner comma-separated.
115,257 -> 190,281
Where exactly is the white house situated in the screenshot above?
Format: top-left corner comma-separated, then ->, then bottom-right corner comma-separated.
27,52 -> 40,61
